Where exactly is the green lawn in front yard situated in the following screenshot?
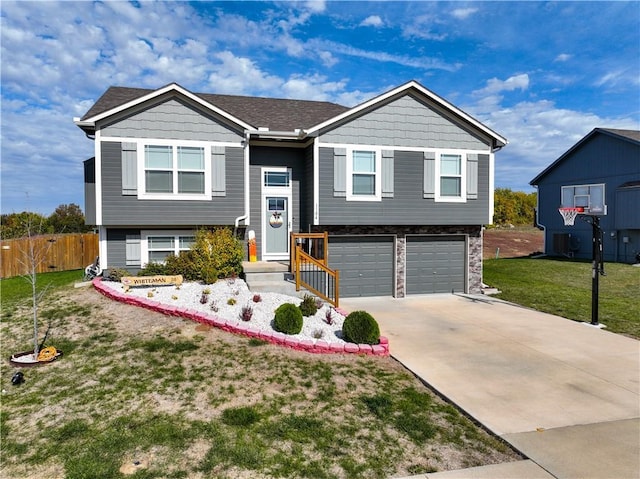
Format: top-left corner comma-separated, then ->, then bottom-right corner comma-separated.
483,258 -> 639,339
0,272 -> 521,479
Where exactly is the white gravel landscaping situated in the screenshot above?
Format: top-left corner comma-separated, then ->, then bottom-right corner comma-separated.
99,278 -> 348,345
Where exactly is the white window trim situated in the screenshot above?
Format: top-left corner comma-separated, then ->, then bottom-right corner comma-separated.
136,139 -> 212,200
346,147 -> 382,202
434,150 -> 467,203
140,230 -> 195,266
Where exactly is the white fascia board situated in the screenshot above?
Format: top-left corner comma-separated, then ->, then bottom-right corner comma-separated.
307,80 -> 508,148
78,83 -> 254,131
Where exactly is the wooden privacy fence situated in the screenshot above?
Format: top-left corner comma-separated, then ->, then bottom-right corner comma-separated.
0,233 -> 99,279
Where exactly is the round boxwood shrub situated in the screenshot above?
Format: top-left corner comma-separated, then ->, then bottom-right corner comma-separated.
273,303 -> 303,335
342,310 -> 380,345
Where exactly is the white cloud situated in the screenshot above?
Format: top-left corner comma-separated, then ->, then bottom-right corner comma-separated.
207,52 -> 282,95
361,15 -> 383,27
467,98 -> 638,190
554,53 -> 572,62
476,74 -> 530,95
402,14 -> 448,41
319,40 -> 460,72
318,51 -> 339,68
594,68 -> 640,88
451,7 -> 478,20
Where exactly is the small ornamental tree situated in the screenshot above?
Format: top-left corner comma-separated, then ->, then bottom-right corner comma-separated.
12,213 -> 56,361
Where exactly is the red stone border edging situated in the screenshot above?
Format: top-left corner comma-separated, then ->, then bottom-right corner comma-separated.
92,279 -> 389,356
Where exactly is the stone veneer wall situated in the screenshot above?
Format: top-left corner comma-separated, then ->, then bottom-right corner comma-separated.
314,225 -> 484,296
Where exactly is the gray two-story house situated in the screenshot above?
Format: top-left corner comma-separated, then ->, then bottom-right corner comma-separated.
75,80 -> 507,297
531,128 -> 640,263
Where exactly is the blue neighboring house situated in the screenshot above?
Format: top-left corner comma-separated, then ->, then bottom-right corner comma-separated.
530,128 -> 640,263
75,80 -> 507,297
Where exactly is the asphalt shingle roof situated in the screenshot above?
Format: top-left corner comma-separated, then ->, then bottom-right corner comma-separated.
81,86 -> 350,131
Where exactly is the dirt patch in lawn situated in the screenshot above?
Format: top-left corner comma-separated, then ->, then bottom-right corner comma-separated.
484,227 -> 544,259
1,286 -> 522,478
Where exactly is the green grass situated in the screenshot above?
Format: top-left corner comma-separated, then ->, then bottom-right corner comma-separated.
0,274 -> 520,478
0,269 -> 84,311
484,258 -> 639,339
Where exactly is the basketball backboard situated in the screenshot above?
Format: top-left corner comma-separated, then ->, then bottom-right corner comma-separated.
560,183 -> 607,215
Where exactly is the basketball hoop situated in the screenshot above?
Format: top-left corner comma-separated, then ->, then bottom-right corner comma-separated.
558,207 -> 584,226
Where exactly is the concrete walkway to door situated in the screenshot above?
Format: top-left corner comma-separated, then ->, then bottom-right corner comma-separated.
340,294 -> 640,479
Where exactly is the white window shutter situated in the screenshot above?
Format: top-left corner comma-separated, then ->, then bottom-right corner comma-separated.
382,150 -> 394,198
334,148 -> 346,197
467,153 -> 478,200
125,234 -> 141,266
423,151 -> 436,199
121,142 -> 137,195
211,146 -> 226,197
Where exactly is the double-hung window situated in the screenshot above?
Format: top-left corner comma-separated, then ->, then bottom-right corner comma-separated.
144,232 -> 195,264
141,143 -> 208,199
440,154 -> 462,198
347,149 -> 381,201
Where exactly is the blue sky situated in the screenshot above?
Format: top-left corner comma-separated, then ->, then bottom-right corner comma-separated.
1,1 -> 639,215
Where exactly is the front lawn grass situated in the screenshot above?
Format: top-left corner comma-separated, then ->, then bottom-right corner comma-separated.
1,273 -> 521,478
483,258 -> 639,339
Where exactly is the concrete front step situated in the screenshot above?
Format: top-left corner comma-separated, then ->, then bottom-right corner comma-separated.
247,279 -> 304,296
243,261 -> 305,296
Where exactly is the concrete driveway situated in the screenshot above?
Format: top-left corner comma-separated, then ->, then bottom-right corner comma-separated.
341,294 -> 640,479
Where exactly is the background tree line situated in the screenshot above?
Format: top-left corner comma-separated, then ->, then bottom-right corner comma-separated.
1,203 -> 93,239
493,188 -> 537,226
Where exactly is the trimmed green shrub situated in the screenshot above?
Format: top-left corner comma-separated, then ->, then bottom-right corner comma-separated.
298,294 -> 318,317
273,303 -> 303,335
342,310 -> 380,345
138,261 -> 168,276
157,228 -> 244,283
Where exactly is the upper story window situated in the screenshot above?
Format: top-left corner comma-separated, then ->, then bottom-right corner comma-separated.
440,154 -> 462,198
144,145 -> 205,195
347,149 -> 381,201
136,140 -> 212,200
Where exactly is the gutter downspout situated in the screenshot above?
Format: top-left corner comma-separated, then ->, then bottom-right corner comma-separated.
233,131 -> 251,235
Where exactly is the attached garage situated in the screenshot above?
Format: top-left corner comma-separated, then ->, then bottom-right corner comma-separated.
328,235 -> 395,298
406,235 -> 466,294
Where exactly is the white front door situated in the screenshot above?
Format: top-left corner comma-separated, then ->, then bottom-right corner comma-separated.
262,168 -> 292,260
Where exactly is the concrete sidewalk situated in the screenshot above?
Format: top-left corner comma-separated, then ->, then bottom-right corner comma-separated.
341,294 -> 640,479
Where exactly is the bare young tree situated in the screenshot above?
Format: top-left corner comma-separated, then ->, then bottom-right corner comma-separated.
15,214 -> 54,360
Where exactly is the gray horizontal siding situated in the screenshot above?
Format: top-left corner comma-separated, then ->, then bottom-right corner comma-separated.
318,148 -> 490,225
100,142 -> 244,226
106,228 -> 140,272
101,98 -> 243,142
319,94 -> 488,150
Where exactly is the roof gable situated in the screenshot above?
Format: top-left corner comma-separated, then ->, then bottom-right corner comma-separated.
78,84 -> 348,133
306,80 -> 508,149
530,128 -> 640,185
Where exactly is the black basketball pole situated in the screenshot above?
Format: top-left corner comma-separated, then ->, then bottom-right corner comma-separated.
590,216 -> 605,326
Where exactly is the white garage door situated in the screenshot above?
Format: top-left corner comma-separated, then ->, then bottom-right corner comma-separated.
406,236 -> 466,294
